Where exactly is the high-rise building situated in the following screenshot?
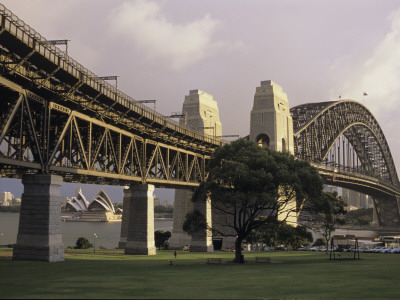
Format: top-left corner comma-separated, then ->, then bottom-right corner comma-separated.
0,191 -> 14,206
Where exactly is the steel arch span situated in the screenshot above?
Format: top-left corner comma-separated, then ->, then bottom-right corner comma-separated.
291,100 -> 400,229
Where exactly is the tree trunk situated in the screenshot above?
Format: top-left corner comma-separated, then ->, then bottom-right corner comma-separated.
234,237 -> 243,263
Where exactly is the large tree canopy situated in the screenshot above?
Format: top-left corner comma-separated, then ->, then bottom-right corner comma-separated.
185,139 -> 325,262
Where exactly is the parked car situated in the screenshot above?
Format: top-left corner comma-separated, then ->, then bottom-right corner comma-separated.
370,246 -> 383,253
337,245 -> 351,252
380,247 -> 392,253
358,247 -> 369,253
275,246 -> 286,251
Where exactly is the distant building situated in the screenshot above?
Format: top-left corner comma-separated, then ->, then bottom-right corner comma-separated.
0,191 -> 14,206
324,185 -> 339,195
342,188 -> 371,210
65,191 -> 90,212
161,200 -> 174,208
154,197 -> 161,207
12,197 -> 21,206
63,190 -> 121,222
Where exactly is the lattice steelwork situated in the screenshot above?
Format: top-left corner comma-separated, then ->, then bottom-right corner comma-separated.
291,100 -> 399,187
291,100 -> 400,228
0,4 -> 223,187
0,79 -> 207,187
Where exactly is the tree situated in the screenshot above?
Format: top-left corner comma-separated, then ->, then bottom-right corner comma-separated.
312,191 -> 347,250
154,230 -> 172,249
247,218 -> 313,249
345,208 -> 373,226
74,237 -> 93,249
184,139 -> 324,263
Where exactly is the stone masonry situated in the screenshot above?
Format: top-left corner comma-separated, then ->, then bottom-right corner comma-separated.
125,184 -> 156,255
169,89 -> 222,251
118,186 -> 131,249
13,174 -> 64,262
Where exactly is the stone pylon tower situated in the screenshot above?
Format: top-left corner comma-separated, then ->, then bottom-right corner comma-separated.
250,80 -> 294,154
169,89 -> 221,250
180,89 -> 222,137
250,80 -> 297,226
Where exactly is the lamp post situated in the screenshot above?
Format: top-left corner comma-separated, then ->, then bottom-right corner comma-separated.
93,233 -> 98,253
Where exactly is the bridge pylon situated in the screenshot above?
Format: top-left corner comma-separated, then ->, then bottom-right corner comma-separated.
169,90 -> 221,251
250,80 -> 294,154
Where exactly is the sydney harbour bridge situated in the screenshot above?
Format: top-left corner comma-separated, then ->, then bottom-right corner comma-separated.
0,4 -> 399,261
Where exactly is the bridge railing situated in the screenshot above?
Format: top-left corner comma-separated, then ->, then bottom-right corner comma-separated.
313,163 -> 400,193
0,4 -> 226,148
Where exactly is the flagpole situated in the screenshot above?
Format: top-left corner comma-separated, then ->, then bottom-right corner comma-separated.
363,92 -> 368,105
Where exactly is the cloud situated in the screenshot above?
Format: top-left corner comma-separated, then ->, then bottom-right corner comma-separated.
330,8 -> 400,171
332,7 -> 400,120
107,0 -> 226,70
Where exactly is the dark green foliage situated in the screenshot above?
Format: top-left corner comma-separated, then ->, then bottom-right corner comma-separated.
74,237 -> 93,249
247,218 -> 313,249
186,139 -> 324,262
183,210 -> 207,236
154,205 -> 173,214
345,208 -> 373,226
154,205 -> 174,218
154,230 -> 171,250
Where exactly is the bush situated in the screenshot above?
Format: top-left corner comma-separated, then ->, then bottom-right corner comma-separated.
74,237 -> 93,249
154,230 -> 171,250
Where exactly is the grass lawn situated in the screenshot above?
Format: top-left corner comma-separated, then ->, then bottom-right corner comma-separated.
0,248 -> 399,299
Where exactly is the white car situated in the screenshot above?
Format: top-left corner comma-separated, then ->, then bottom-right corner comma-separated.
370,247 -> 383,253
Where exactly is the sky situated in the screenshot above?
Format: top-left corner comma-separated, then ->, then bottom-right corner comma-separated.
1,0 -> 400,202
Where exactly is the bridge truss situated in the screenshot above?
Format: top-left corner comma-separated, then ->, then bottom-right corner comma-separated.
0,4 -> 223,188
291,100 -> 400,228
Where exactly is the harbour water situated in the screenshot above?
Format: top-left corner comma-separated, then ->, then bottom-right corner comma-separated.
0,212 -> 173,249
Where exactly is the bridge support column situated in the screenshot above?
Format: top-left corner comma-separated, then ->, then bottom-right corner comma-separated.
13,174 -> 64,262
169,189 -> 194,249
190,198 -> 214,252
373,196 -> 400,230
118,186 -> 131,249
124,184 -> 156,255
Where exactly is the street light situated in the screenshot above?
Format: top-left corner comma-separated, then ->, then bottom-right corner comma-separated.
93,233 -> 98,253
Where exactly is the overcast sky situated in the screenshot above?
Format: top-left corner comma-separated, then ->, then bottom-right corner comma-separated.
1,0 -> 400,201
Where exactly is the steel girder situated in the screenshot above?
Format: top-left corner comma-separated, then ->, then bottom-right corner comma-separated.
0,4 -> 224,158
291,100 -> 400,228
291,100 -> 399,187
0,79 -> 208,188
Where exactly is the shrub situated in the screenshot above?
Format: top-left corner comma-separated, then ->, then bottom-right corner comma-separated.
74,237 -> 93,249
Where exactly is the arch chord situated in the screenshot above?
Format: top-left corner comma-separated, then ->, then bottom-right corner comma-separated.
290,100 -> 399,187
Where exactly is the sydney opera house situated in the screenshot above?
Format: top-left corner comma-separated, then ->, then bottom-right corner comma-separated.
62,189 -> 122,222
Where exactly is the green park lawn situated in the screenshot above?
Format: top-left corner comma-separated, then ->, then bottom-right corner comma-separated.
0,248 -> 399,299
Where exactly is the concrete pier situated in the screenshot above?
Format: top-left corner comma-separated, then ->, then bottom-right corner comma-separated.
169,189 -> 194,249
118,186 -> 131,249
190,199 -> 214,252
125,184 -> 156,255
13,174 -> 64,262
